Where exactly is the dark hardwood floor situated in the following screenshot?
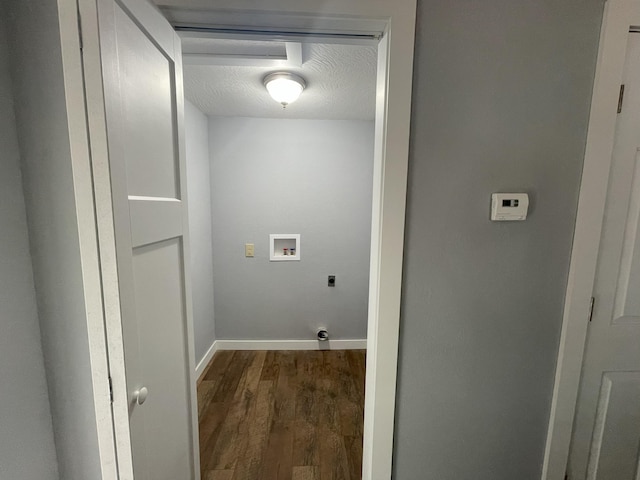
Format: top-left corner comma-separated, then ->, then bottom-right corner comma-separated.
197,350 -> 366,480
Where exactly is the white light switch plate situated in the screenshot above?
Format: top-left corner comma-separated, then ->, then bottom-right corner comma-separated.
491,193 -> 529,221
245,243 -> 255,257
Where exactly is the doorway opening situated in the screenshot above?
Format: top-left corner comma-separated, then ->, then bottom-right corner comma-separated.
180,33 -> 377,478
75,0 -> 416,477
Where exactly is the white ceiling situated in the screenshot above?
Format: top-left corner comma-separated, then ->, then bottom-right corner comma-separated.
182,41 -> 377,121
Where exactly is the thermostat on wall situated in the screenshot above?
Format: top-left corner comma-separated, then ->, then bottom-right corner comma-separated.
491,193 -> 529,221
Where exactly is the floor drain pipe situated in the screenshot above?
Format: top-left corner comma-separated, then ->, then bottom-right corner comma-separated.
317,328 -> 329,341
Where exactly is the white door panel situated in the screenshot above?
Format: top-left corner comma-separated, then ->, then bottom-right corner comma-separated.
131,239 -> 191,480
95,0 -> 197,478
115,4 -> 179,199
569,32 -> 640,480
129,197 -> 183,248
587,373 -> 640,479
613,150 -> 640,322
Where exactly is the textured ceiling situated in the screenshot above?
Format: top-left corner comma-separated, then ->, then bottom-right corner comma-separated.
183,42 -> 377,120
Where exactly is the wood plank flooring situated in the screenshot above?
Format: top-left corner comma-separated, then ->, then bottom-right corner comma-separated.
198,350 -> 366,480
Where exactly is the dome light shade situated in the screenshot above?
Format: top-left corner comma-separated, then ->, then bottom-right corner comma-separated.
264,72 -> 306,107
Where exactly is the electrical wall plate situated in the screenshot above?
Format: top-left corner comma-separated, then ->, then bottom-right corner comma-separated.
491,193 -> 529,221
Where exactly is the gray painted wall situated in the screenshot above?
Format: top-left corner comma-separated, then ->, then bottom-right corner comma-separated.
0,14 -> 59,480
393,0 -> 605,479
209,117 -> 374,340
4,1 -> 102,478
185,100 -> 216,364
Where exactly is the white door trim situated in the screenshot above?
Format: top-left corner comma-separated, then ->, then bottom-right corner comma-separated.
76,0 -> 139,477
541,1 -> 640,478
55,1 -> 120,478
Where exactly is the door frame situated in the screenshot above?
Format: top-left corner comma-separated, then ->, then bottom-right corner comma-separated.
157,4 -> 418,478
70,0 -> 417,478
542,1 -> 640,479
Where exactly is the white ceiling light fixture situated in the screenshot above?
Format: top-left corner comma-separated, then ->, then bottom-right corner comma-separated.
263,72 -> 306,108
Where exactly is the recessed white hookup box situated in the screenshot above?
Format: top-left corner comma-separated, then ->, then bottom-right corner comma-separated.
269,234 -> 301,261
491,193 -> 529,221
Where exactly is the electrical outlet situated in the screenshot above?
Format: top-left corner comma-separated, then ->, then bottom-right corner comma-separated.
328,275 -> 336,287
245,243 -> 255,257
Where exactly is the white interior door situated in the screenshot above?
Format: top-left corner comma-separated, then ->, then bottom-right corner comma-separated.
568,32 -> 640,480
95,0 -> 197,478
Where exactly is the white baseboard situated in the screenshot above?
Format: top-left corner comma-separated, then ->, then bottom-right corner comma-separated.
215,339 -> 367,351
195,339 -> 220,380
196,338 -> 367,380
